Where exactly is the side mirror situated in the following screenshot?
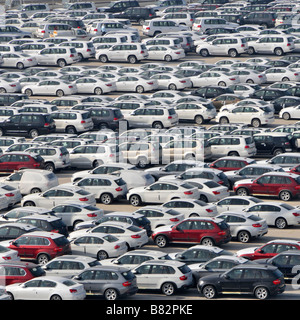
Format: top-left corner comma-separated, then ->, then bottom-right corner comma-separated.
112,260 -> 120,264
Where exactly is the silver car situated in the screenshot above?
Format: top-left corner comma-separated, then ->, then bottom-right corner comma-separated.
216,211 -> 268,243
72,266 -> 138,300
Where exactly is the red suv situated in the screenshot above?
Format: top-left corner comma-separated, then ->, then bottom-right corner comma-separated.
0,152 -> 44,173
8,231 -> 71,265
236,239 -> 300,260
289,164 -> 300,175
233,172 -> 300,201
151,217 -> 231,248
209,156 -> 256,172
0,261 -> 45,285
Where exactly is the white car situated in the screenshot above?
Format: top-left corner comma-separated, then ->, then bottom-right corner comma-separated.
73,174 -> 128,205
150,73 -> 192,90
190,71 -> 239,88
0,244 -> 20,262
0,183 -> 22,207
74,77 -> 116,95
21,185 -> 96,208
0,79 -> 22,93
215,196 -> 263,213
69,233 -> 128,260
59,41 -> 95,60
6,277 -> 86,300
1,53 -> 38,69
127,180 -> 200,206
228,70 -> 266,85
142,19 -> 189,37
279,105 -> 300,120
0,286 -> 10,300
134,206 -> 185,229
51,202 -> 104,229
264,67 -> 300,83
161,199 -> 218,219
22,80 -> 77,97
146,45 -> 185,62
68,221 -> 149,250
244,202 -> 300,229
115,75 -> 158,93
216,105 -> 275,127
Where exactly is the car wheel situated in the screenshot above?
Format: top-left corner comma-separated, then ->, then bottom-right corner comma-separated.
66,126 -> 76,134
200,49 -> 209,57
282,77 -> 290,81
56,89 -> 64,97
279,190 -> 292,201
164,54 -> 172,62
104,288 -> 118,300
218,81 -> 226,87
237,230 -> 251,243
137,157 -> 148,168
228,49 -> 238,57
94,87 -> 103,95
57,59 -> 67,67
236,187 -> 249,196
189,213 -> 199,217
78,53 -> 84,61
25,88 -> 33,96
50,294 -> 62,300
37,253 -> 50,265
194,115 -> 204,124
248,47 -> 255,55
138,18 -> 145,25
7,292 -> 14,300
275,217 -> 287,229
99,55 -> 108,63
201,237 -> 214,246
274,47 -> 283,56
30,188 -> 41,193
228,151 -> 239,156
136,85 -> 144,93
44,162 -> 55,172
97,250 -> 108,260
23,201 -> 35,206
16,62 -> 24,69
152,121 -> 163,129
129,194 -> 142,206
155,235 -> 168,248
219,116 -> 229,124
29,129 -> 39,139
100,193 -> 113,205
128,55 -> 137,64
0,128 -> 4,136
199,194 -> 208,203
282,112 -> 291,120
246,79 -> 254,84
254,286 -> 269,300
0,87 -> 6,93
161,282 -> 176,296
202,285 -> 217,299
251,118 -> 261,128
168,83 -> 177,90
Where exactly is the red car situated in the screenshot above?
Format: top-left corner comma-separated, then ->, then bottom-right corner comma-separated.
8,231 -> 71,265
0,152 -> 44,173
289,164 -> 300,175
236,239 -> 300,260
233,172 -> 300,201
151,217 -> 231,248
209,156 -> 256,172
0,261 -> 45,285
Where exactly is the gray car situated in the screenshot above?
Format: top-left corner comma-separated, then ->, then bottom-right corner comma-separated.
72,265 -> 138,300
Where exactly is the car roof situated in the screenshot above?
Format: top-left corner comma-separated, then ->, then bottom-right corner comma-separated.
22,231 -> 65,239
0,222 -> 37,230
18,214 -> 61,222
106,211 -> 144,218
50,255 -> 97,262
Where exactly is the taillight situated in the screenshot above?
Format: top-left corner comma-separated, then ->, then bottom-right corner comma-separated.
184,191 -> 193,195
81,120 -> 86,124
273,279 -> 281,285
87,49 -> 91,52
198,25 -> 201,28
122,281 -> 131,287
147,82 -> 154,85
54,247 -> 63,252
114,245 -> 120,249
3,256 -> 11,260
69,86 -> 73,89
218,231 -> 226,236
113,117 -> 118,121
146,27 -> 150,30
87,213 -> 97,217
212,191 -> 220,195
206,208 -> 213,213
79,197 -> 89,201
109,154 -> 115,157
27,59 -> 32,61
179,275 -> 187,281
5,193 -> 14,197
292,212 -> 300,217
180,80 -> 186,83
149,14 -> 152,17
168,116 -> 172,119
70,54 -> 74,57
33,163 -> 41,167
41,30 -> 45,33
175,52 -> 181,54
141,50 -> 145,54
245,145 -> 250,149
10,84 -> 16,87
170,218 -> 179,222
94,29 -> 98,31
287,43 -> 291,46
69,289 -> 77,293
44,123 -> 50,127
295,73 -> 299,76
131,234 -> 141,238
252,223 -> 262,228
115,187 -> 122,192
106,83 -> 112,86
241,44 -> 245,47
258,75 -> 263,78
51,229 -> 59,233
229,78 -> 236,81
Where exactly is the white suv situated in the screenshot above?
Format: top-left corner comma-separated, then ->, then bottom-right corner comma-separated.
142,19 -> 189,37
51,110 -> 94,134
59,41 -> 95,60
192,17 -> 238,32
248,36 -> 295,56
35,47 -> 80,67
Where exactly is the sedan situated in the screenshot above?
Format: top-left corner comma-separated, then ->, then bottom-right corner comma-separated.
6,277 -> 86,300
215,195 -> 263,213
22,80 -> 77,97
0,244 -> 20,262
279,105 -> 300,120
115,76 -> 158,93
150,73 -> 192,90
228,70 -> 266,84
244,202 -> 300,229
74,77 -> 116,95
127,181 -> 200,207
190,71 -> 239,88
1,53 -> 37,69
264,68 -> 300,83
21,185 -> 96,208
146,45 -> 185,61
0,79 -> 22,93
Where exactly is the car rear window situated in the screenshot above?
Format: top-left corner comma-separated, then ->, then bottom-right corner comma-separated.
122,270 -> 135,280
115,178 -> 126,186
137,216 -> 150,226
63,280 -> 77,286
204,181 -> 220,188
29,266 -> 45,277
46,173 -> 57,180
33,155 -> 44,163
76,189 -> 90,195
53,236 -> 69,246
128,225 -> 142,232
178,265 -> 191,274
245,137 -> 254,145
217,221 -> 229,230
248,214 -> 263,222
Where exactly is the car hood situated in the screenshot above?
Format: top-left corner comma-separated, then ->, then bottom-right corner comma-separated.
158,175 -> 178,181
153,224 -> 173,234
187,263 -> 205,271
236,247 -> 257,256
128,186 -> 149,194
234,178 -> 253,185
224,170 -> 237,177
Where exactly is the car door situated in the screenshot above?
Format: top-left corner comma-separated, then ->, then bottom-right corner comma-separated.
77,269 -> 95,292
143,182 -> 163,203
37,189 -> 57,207
19,279 -> 41,300
219,268 -> 243,292
134,264 -> 152,289
251,175 -> 272,195
37,48 -> 51,65
170,219 -> 192,242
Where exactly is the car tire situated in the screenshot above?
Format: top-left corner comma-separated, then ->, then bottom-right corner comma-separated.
7,292 -> 14,300
228,49 -> 238,57
29,129 -> 39,139
237,230 -> 251,243
248,47 -> 255,55
195,115 -> 204,124
137,157 -> 148,168
97,250 -> 108,260
161,282 -> 176,296
138,18 -> 145,25
273,148 -> 283,156
200,49 -> 209,57
50,294 -> 62,300
275,217 -> 287,229
218,81 -> 226,87
202,285 -> 217,299
164,54 -> 172,62
274,47 -> 283,56
246,79 -> 254,84
152,121 -> 163,129
56,89 -> 64,97
219,116 -> 229,124
282,77 -> 290,81
94,87 -> 103,95
136,85 -> 144,93
254,286 -> 269,300
228,151 -> 239,156
16,62 -> 24,69
23,201 -> 36,206
128,55 -> 137,64
30,188 -> 41,193
0,87 -> 6,93
201,237 -> 214,246
129,194 -> 142,206
66,126 -> 76,134
236,187 -> 249,196
104,288 -> 118,300
37,253 -> 50,265
99,55 -> 108,63
100,193 -> 113,205
251,118 -> 261,128
168,83 -> 177,90
282,112 -> 291,120
57,59 -> 67,67
44,162 -> 55,172
199,194 -> 208,203
155,235 -> 168,248
25,88 -> 33,96
279,190 -> 292,201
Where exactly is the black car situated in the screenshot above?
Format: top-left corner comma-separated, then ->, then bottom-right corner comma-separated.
285,86 -> 300,97
193,86 -> 234,99
0,113 -> 55,138
253,132 -> 293,156
0,223 -> 40,241
272,96 -> 300,114
0,93 -> 28,106
197,264 -> 285,299
102,0 -> 140,13
239,11 -> 277,28
87,107 -> 124,130
265,60 -> 290,68
113,7 -> 156,25
257,251 -> 300,281
251,88 -> 287,101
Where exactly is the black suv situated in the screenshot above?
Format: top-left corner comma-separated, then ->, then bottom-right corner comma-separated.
88,107 -> 124,130
198,264 -> 285,299
253,132 -> 293,156
113,7 -> 156,25
251,88 -> 286,101
0,113 -> 56,138
193,86 -> 234,99
0,93 -> 28,106
239,11 -> 277,28
102,0 -> 140,13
